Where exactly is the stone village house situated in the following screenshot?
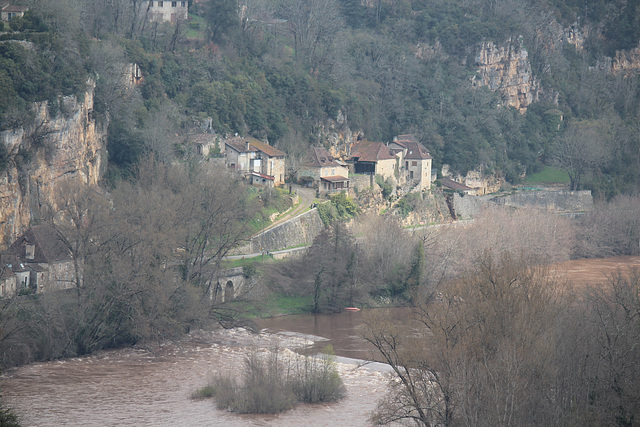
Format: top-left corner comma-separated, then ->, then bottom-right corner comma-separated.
225,136 -> 286,187
188,133 -> 221,158
0,2 -> 28,21
147,0 -> 188,23
388,134 -> 432,190
346,140 -> 397,181
298,147 -> 350,194
0,225 -> 80,297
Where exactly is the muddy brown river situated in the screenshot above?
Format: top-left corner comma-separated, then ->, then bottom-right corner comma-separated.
2,256 -> 638,426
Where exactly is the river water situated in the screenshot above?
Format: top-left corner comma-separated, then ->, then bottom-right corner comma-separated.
2,255 -> 639,426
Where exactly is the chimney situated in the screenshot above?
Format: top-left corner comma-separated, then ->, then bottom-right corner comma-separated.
246,141 -> 251,151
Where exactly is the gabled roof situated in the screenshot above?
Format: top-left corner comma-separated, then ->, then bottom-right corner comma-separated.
2,5 -> 28,12
248,171 -> 274,180
404,141 -> 431,160
189,134 -> 215,144
441,178 -> 473,192
321,175 -> 349,183
225,136 -> 285,157
6,225 -> 72,264
393,134 -> 431,160
348,141 -> 395,163
394,134 -> 420,144
303,147 -> 340,168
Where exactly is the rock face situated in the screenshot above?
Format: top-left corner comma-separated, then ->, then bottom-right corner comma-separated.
315,112 -> 363,160
473,37 -> 540,113
612,44 -> 640,76
0,83 -> 106,249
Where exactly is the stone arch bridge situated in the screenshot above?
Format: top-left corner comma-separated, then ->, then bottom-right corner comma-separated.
211,267 -> 246,303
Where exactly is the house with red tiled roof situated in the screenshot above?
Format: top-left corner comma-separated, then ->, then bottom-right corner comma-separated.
1,225 -> 79,296
0,2 -> 28,21
299,147 -> 349,193
347,141 -> 397,181
225,136 -> 286,187
389,134 -> 432,190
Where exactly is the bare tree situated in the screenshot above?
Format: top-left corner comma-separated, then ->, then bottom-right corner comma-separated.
277,0 -> 344,68
554,120 -> 613,191
365,252 -> 562,426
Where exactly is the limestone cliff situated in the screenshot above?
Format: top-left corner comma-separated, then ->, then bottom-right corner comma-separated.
0,82 -> 106,249
472,37 -> 540,113
612,44 -> 640,76
314,111 -> 363,159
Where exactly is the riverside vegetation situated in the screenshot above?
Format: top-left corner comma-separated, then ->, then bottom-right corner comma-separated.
191,346 -> 346,414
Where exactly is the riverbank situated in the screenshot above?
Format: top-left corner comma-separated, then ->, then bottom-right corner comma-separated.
1,328 -> 390,426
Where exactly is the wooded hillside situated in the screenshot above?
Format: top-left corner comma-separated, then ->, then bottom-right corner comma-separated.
1,0 -> 639,195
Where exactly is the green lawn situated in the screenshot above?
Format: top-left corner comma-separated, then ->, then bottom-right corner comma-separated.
524,166 -> 570,185
185,15 -> 205,39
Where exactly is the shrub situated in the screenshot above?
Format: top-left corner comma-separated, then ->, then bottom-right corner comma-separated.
289,350 -> 346,404
0,399 -> 20,427
194,347 -> 346,414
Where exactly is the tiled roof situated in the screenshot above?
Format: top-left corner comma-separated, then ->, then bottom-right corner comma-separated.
225,136 -> 285,157
393,134 -> 431,160
303,147 -> 340,168
394,134 -> 419,144
2,5 -> 28,12
441,178 -> 473,191
6,225 -> 72,264
320,175 -> 349,182
404,141 -> 431,160
189,134 -> 215,144
248,171 -> 274,180
348,141 -> 395,162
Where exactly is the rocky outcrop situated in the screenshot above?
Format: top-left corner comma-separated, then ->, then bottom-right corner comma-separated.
612,44 -> 640,76
315,112 -> 363,159
473,37 -> 540,113
0,82 -> 106,249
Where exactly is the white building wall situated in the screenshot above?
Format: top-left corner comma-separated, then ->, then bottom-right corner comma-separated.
148,1 -> 188,22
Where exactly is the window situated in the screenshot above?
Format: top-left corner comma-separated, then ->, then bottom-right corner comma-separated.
149,1 -> 153,6
25,244 -> 35,260
158,1 -> 163,6
412,161 -> 417,166
181,1 -> 186,6
171,1 -> 177,6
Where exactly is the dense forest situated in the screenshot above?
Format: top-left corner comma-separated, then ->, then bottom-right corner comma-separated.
1,1 -> 640,425
1,0 -> 639,194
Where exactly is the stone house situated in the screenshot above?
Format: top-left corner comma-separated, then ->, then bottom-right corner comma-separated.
388,134 -> 432,190
299,147 -> 350,193
347,140 -> 397,181
440,178 -> 476,195
147,0 -> 188,23
0,2 -> 28,21
225,136 -> 286,187
1,225 -> 80,296
188,133 -> 221,158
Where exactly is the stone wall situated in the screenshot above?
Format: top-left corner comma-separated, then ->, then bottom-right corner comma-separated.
452,189 -> 594,219
453,193 -> 487,220
0,82 -> 106,249
492,190 -> 594,213
247,209 -> 324,253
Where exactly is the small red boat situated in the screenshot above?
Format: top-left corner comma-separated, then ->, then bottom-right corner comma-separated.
344,307 -> 361,312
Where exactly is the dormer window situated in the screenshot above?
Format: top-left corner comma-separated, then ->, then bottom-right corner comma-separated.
25,244 -> 35,260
